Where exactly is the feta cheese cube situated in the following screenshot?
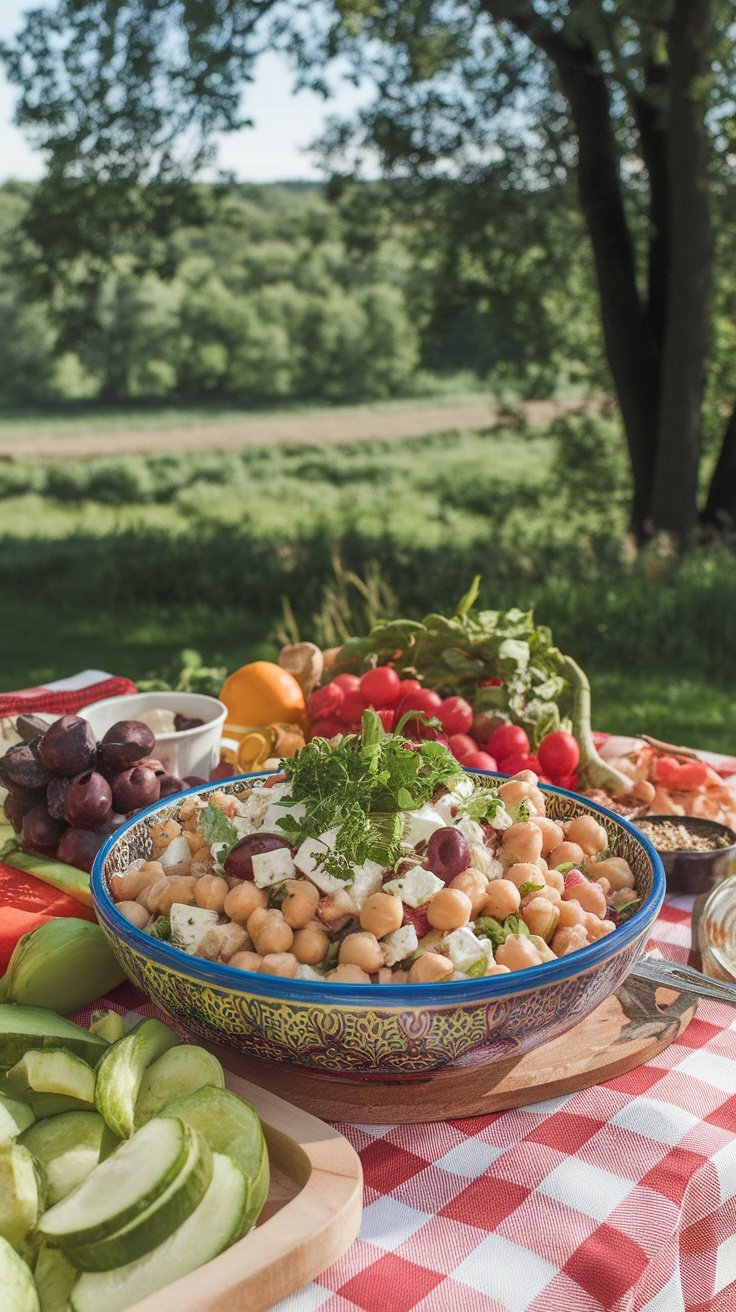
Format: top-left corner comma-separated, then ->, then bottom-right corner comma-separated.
381,924 -> 419,966
160,836 -> 192,870
169,904 -> 220,954
443,927 -> 495,974
383,867 -> 444,907
294,964 -> 324,981
251,846 -> 296,888
344,861 -> 384,911
261,795 -> 306,836
454,815 -> 485,847
434,791 -> 464,824
401,804 -> 447,849
294,829 -> 347,895
488,804 -> 513,831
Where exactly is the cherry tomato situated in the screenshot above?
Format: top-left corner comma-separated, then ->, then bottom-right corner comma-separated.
332,673 -> 362,693
402,902 -> 430,939
339,688 -> 370,725
487,724 -> 530,760
447,733 -> 477,762
463,751 -> 498,772
308,718 -> 343,740
307,682 -> 344,721
359,665 -> 402,707
537,731 -> 580,781
438,696 -> 474,736
653,755 -> 685,788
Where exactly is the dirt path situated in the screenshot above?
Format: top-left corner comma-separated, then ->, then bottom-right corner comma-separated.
0,397 -> 579,461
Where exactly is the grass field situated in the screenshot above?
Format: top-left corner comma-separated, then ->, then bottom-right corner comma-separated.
1,412 -> 734,752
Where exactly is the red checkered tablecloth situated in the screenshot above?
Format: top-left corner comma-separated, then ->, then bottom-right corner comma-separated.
268,896 -> 736,1312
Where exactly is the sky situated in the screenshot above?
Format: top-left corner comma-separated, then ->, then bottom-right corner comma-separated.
0,2 -> 369,183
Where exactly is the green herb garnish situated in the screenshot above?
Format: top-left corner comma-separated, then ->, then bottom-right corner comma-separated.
462,789 -> 504,823
465,957 -> 488,978
148,915 -> 171,941
279,709 -> 464,881
201,803 -> 238,851
516,799 -> 531,822
518,880 -> 542,897
268,882 -> 289,910
475,916 -> 507,948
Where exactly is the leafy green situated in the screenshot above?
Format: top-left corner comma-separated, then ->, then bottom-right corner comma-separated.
465,957 -> 488,978
268,882 -> 289,909
461,789 -> 504,823
201,803 -> 238,851
517,880 -> 542,896
280,708 -> 464,881
475,916 -> 507,948
148,916 -> 171,941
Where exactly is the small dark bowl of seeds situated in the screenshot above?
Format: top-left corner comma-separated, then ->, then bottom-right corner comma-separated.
634,815 -> 736,895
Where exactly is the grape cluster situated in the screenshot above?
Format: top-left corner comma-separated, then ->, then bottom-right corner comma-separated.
0,715 -> 205,872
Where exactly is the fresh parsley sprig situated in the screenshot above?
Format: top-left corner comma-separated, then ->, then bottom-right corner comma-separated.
279,709 -> 464,881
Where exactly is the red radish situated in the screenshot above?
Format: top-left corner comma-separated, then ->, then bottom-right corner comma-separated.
438,696 -> 473,736
497,752 -> 535,776
307,682 -> 344,721
564,869 -> 587,892
448,733 -> 477,762
360,665 -> 402,707
397,678 -> 422,697
377,709 -> 395,731
538,731 -> 580,780
471,712 -> 504,744
463,751 -> 498,771
487,723 -> 530,760
332,673 -> 362,693
339,689 -> 370,724
308,718 -> 343,740
394,687 -> 442,734
556,771 -> 580,791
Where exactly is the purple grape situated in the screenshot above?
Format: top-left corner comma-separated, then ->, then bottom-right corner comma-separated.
159,774 -> 185,798
57,827 -> 105,873
224,833 -> 292,882
22,805 -> 67,853
100,721 -> 156,770
3,741 -> 53,789
109,765 -> 160,813
15,714 -> 53,743
174,714 -> 204,733
137,756 -> 166,777
38,716 -> 97,776
63,771 -> 113,827
4,792 -> 27,833
46,776 -> 69,820
426,827 -> 471,883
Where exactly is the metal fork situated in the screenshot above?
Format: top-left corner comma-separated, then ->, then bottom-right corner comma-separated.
631,954 -> 736,1006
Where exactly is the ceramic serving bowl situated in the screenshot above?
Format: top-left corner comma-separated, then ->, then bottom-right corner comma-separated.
92,774 -> 666,1078
633,814 -> 736,895
80,691 -> 227,782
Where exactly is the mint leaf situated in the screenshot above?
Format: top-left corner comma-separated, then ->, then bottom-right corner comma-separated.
201,803 -> 238,850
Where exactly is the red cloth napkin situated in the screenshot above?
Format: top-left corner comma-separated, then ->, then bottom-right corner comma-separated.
0,676 -> 137,720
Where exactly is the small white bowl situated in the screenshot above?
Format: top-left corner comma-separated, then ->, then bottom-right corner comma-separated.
79,691 -> 227,782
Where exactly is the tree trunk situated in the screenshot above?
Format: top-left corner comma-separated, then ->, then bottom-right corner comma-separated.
648,0 -> 714,542
701,400 -> 736,529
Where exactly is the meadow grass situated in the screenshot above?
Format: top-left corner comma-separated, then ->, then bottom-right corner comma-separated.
1,423 -> 734,751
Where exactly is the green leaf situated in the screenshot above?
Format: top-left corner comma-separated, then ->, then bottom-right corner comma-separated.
517,880 -> 541,896
465,956 -> 487,978
148,915 -> 171,941
475,916 -> 507,947
201,803 -> 239,850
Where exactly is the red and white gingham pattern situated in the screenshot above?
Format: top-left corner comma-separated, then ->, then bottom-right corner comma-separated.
264,896 -> 736,1312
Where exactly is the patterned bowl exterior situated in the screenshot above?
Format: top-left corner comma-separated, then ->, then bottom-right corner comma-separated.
92,774 -> 666,1077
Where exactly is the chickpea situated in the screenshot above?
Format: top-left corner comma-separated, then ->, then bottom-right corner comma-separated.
564,815 -> 608,857
260,952 -> 299,978
498,779 -> 531,809
184,830 -> 208,856
526,787 -> 547,817
144,875 -> 198,915
449,869 -> 488,916
327,965 -> 371,983
556,898 -> 586,928
225,883 -> 268,925
151,818 -> 181,856
199,922 -> 249,962
292,921 -> 330,966
339,932 -> 384,974
544,868 -> 565,893
586,856 -> 635,891
250,910 -> 294,957
505,863 -> 546,892
391,968 -> 409,984
229,950 -> 263,972
408,952 -> 454,983
190,851 -> 215,880
514,769 -> 539,785
548,841 -> 585,870
375,968 -> 396,985
246,906 -> 270,940
500,823 -> 543,868
563,878 -> 608,918
550,924 -> 588,956
426,888 -> 472,931
480,879 -> 521,920
194,874 -> 229,912
110,861 -> 164,902
520,897 -> 560,941
585,916 -> 615,942
495,935 -> 544,971
282,880 -> 320,930
530,817 -> 565,856
359,891 -> 403,939
485,964 -> 511,975
116,900 -> 150,929
535,884 -> 562,906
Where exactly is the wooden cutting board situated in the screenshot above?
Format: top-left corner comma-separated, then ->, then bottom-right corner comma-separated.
207,974 -> 696,1124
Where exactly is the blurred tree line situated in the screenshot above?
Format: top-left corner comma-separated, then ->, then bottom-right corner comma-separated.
0,176 -> 601,407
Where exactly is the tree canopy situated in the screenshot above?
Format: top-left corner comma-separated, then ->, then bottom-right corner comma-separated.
3,1 -> 735,539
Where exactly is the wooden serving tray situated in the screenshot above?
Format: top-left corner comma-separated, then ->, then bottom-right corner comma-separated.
127,1071 -> 363,1312
211,976 -> 696,1124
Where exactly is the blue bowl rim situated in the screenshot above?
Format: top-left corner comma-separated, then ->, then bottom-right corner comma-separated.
92,769 -> 666,1008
